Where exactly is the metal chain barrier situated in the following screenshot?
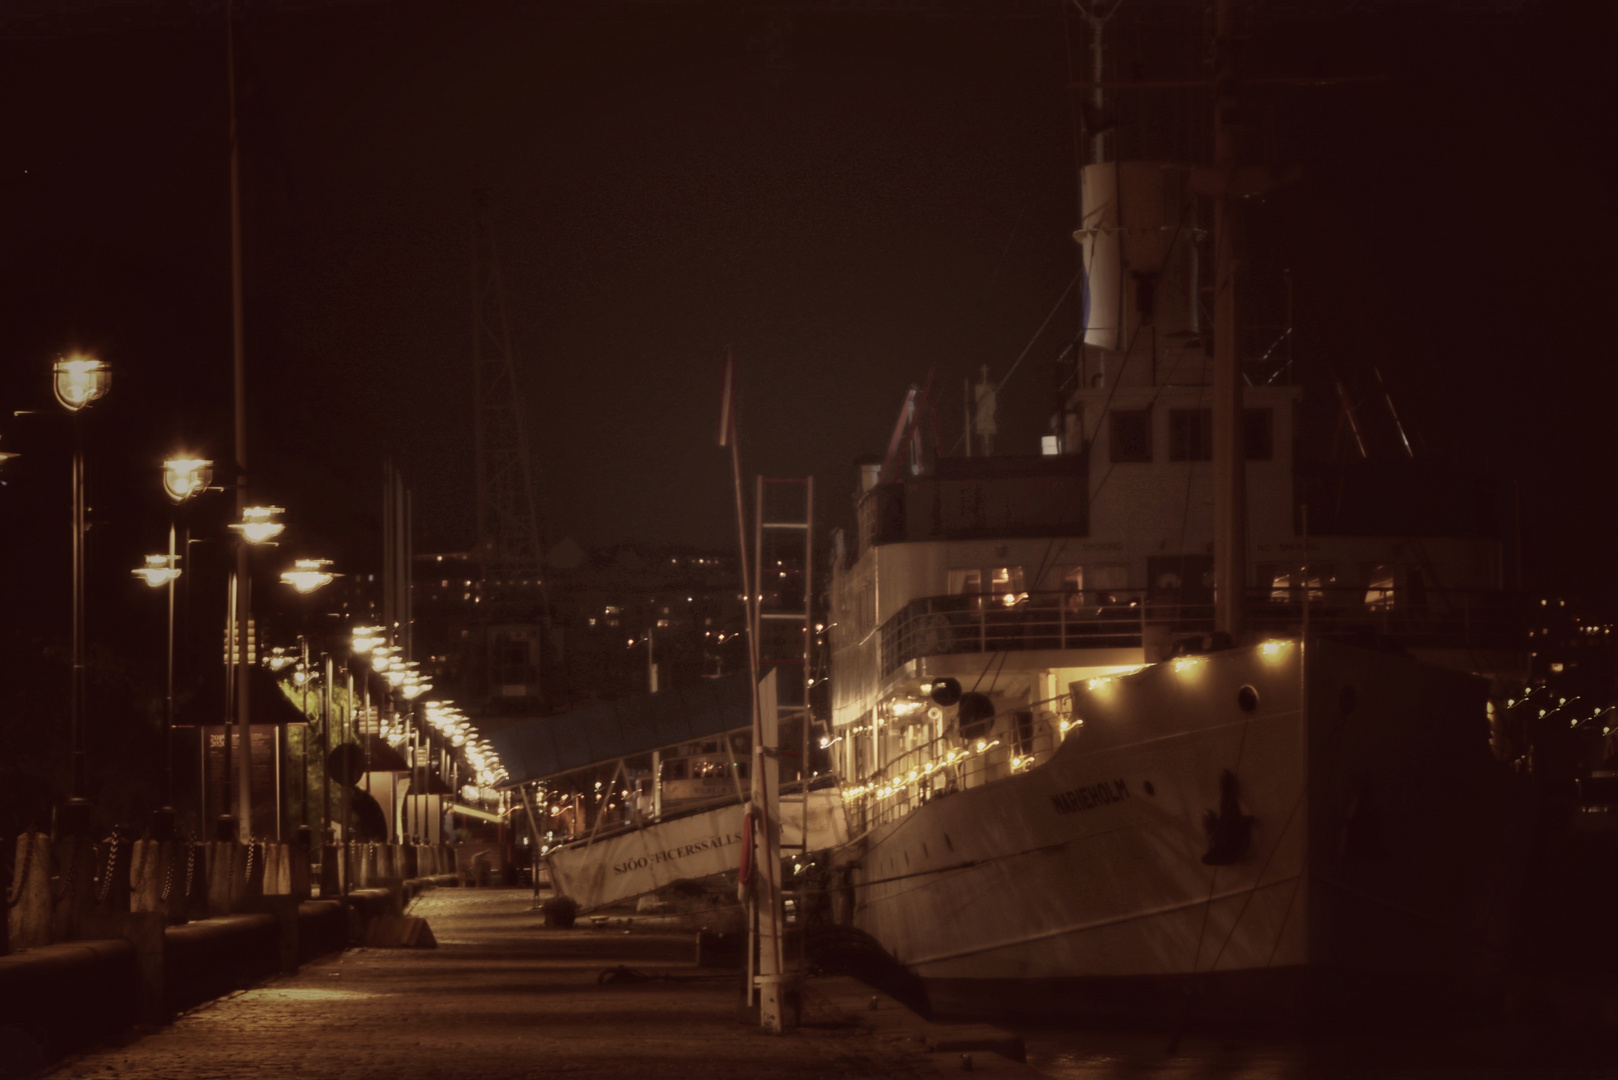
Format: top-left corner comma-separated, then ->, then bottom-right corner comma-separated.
52,841 -> 79,905
244,839 -> 256,885
96,833 -> 120,904
160,840 -> 175,902
4,833 -> 33,908
184,841 -> 197,901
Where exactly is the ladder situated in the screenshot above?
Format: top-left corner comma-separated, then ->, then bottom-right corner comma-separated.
752,477 -> 815,929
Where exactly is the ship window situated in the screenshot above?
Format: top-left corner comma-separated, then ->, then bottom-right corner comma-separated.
1365,564 -> 1396,611
1061,567 -> 1084,610
1244,408 -> 1274,461
1110,409 -> 1151,463
1169,409 -> 1213,462
1086,564 -> 1129,604
947,569 -> 982,595
989,567 -> 1027,606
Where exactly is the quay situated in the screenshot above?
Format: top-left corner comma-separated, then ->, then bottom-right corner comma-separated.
34,886 -> 1036,1080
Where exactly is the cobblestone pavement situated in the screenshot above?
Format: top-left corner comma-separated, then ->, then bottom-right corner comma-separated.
44,888 -> 945,1080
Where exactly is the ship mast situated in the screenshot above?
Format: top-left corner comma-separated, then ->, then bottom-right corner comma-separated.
1210,0 -> 1245,637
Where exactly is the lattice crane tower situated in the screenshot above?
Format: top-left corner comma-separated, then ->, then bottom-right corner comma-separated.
471,193 -> 549,624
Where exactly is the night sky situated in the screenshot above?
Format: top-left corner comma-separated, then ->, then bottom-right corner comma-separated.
1,0 -> 1612,591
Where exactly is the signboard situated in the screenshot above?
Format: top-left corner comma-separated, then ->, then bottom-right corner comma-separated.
202,724 -> 281,838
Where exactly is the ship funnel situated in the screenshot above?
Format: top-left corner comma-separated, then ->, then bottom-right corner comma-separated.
1074,162 -> 1199,352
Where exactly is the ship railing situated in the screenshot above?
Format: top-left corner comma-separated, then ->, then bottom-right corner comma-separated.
880,587 -> 1524,674
843,718 -> 1067,836
880,589 -> 1206,675
1243,586 -> 1525,651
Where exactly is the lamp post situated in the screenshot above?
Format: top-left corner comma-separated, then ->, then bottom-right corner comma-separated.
221,505 -> 284,841
54,353 -> 110,835
277,562 -> 335,845
152,457 -> 212,839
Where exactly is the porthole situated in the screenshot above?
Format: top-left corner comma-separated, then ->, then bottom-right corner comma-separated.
1237,685 -> 1259,713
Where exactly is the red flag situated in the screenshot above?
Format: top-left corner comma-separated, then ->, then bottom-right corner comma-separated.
717,348 -> 737,447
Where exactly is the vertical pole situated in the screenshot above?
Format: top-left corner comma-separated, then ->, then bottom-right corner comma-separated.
221,572 -> 237,839
343,665 -> 353,896
1211,0 -> 1245,638
228,0 -> 254,845
68,418 -> 86,808
321,654 -> 332,844
163,522 -> 177,812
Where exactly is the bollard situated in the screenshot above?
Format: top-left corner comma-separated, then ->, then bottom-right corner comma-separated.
358,843 -> 377,889
378,843 -> 397,883
273,842 -> 295,898
7,832 -> 54,950
319,844 -> 344,898
130,839 -> 164,915
290,831 -> 312,902
207,840 -> 238,916
400,844 -> 418,880
49,834 -> 97,942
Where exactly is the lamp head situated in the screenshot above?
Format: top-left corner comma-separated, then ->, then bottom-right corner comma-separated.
162,458 -> 213,503
132,554 -> 181,588
280,558 -> 335,594
230,506 -> 285,545
53,353 -> 111,412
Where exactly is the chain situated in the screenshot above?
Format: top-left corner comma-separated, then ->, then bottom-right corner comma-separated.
244,840 -> 256,885
96,833 -> 120,904
160,840 -> 175,902
52,840 -> 79,904
5,833 -> 34,908
184,841 -> 197,901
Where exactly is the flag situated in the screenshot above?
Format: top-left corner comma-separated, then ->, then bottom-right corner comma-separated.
717,348 -> 737,447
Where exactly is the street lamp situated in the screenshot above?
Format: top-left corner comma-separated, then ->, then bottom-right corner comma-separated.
230,505 -> 285,545
163,458 -> 212,504
158,455 -> 211,839
52,353 -> 111,412
133,545 -> 182,839
280,559 -> 336,594
220,503 -> 286,840
55,352 -> 110,834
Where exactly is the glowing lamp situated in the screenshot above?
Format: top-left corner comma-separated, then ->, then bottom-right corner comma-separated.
132,554 -> 181,588
280,558 -> 335,594
231,506 -> 285,545
162,458 -> 212,503
351,625 -> 385,654
53,353 -> 111,412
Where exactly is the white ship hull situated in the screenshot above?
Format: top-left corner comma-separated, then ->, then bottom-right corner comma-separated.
836,638 -> 1529,1023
